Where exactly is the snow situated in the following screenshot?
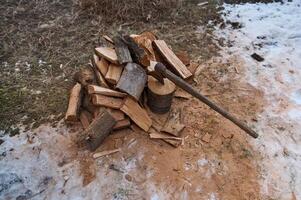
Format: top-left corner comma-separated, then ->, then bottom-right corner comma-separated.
215,0 -> 301,199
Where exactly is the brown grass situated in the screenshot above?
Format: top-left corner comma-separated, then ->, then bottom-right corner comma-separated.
78,0 -> 182,23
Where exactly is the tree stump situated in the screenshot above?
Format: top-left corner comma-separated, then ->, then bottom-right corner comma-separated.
147,76 -> 176,114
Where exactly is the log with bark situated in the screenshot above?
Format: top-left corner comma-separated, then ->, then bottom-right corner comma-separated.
87,85 -> 126,98
147,76 -> 176,114
84,108 -> 117,151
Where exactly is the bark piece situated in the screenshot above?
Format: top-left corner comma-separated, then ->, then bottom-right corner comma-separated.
80,110 -> 93,129
153,40 -> 192,79
116,63 -> 147,100
147,76 -> 176,114
122,35 -> 149,66
113,36 -> 132,64
84,108 -> 117,151
161,108 -> 185,137
95,47 -> 119,64
91,56 -> 109,88
113,118 -> 131,130
87,85 -> 126,98
93,148 -> 120,159
120,97 -> 152,132
105,63 -> 123,84
65,83 -> 82,122
91,94 -> 123,109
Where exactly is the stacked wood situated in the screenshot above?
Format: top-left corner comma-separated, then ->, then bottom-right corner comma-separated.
65,30 -> 197,150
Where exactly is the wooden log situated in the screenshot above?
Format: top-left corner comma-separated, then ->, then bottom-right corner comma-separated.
147,76 -> 176,114
120,97 -> 152,132
122,35 -> 149,66
91,56 -> 109,88
107,108 -> 125,121
153,40 -> 192,79
84,108 -> 117,151
95,47 -> 119,64
105,63 -> 123,84
113,118 -> 131,130
131,34 -> 156,63
116,63 -> 147,100
65,83 -> 82,122
79,110 -> 93,129
113,36 -> 132,64
91,94 -> 123,109
87,85 -> 126,98
73,66 -> 96,86
82,94 -> 98,114
94,55 -> 109,77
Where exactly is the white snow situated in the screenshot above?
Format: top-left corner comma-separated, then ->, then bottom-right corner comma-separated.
215,0 -> 301,199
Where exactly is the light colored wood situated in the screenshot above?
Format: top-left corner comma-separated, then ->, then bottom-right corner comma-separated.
91,94 -> 123,109
90,58 -> 109,88
95,56 -> 109,76
105,63 -> 123,84
148,76 -> 176,96
175,51 -> 190,66
107,108 -> 125,121
153,40 -> 192,79
65,83 -> 82,122
95,47 -> 118,64
120,97 -> 152,132
149,132 -> 182,140
87,85 -> 126,98
113,118 -> 131,130
93,148 -> 120,159
161,108 -> 185,137
79,110 -> 93,129
174,88 -> 192,99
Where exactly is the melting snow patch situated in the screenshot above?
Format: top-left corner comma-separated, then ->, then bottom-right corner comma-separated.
215,0 -> 301,199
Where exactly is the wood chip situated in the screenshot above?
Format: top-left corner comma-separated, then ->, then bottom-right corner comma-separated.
93,148 -> 121,159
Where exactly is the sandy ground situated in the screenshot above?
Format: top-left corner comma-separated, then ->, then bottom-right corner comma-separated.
1,1 -> 301,200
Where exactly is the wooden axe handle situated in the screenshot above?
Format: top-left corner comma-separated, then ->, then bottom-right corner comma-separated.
155,63 -> 258,138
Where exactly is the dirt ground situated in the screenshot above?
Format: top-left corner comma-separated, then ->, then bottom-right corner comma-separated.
1,0 -> 269,199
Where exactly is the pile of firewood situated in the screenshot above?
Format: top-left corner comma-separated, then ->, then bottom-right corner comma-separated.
65,31 -> 199,151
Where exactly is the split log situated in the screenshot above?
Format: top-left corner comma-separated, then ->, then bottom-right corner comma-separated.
65,83 -> 82,122
105,63 -> 123,84
84,108 -> 117,151
153,40 -> 192,79
161,108 -> 185,137
95,47 -> 119,64
87,85 -> 126,98
91,56 -> 109,88
147,76 -> 176,114
107,109 -> 125,121
113,36 -> 132,64
91,94 -> 123,109
122,35 -> 149,66
113,118 -> 131,130
94,55 -> 109,77
120,97 -> 152,132
131,34 -> 156,62
79,110 -> 93,129
116,63 -> 147,100
82,94 -> 98,114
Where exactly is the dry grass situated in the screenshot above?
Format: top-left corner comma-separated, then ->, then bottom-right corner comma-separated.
78,0 -> 182,23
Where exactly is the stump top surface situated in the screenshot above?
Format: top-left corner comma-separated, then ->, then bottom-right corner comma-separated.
148,76 -> 176,95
